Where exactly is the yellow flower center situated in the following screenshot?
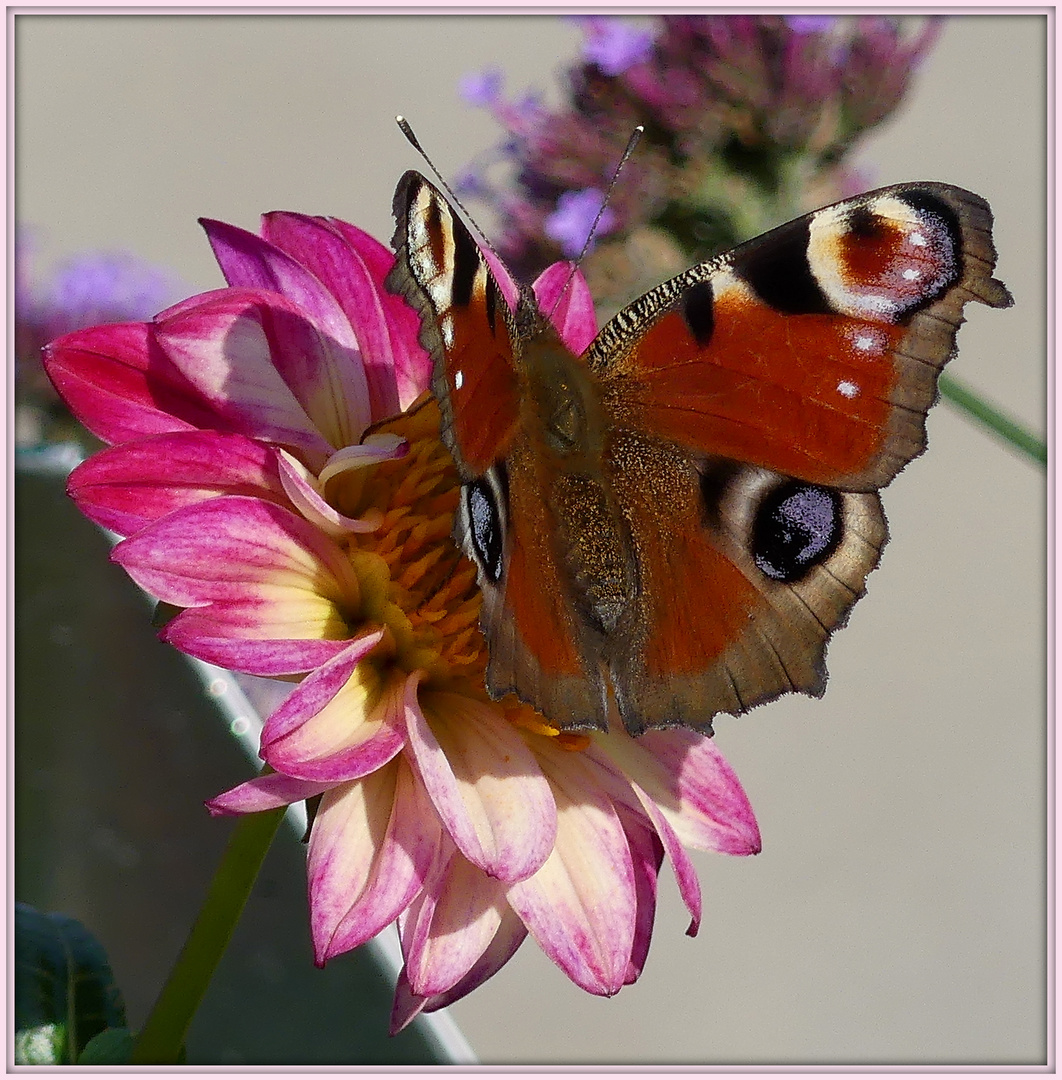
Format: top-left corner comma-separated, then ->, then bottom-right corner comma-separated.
324,394 -> 590,753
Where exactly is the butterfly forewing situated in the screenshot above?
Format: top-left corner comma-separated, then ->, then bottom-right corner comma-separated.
587,183 -> 1012,492
388,171 -> 523,477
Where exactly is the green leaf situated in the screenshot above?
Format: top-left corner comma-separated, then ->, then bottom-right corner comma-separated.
77,1027 -> 134,1065
15,902 -> 127,1064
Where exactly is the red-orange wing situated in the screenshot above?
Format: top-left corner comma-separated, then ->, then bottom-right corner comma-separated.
589,183 -> 1012,492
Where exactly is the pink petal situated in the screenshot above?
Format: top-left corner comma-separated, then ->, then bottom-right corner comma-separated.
627,776 -> 703,937
565,736 -> 705,937
162,603 -> 356,675
113,495 -> 362,673
401,847 -> 510,997
596,728 -> 762,855
113,494 -> 359,607
532,262 -> 599,354
261,213 -> 431,416
153,288 -> 339,467
481,247 -> 521,311
616,804 -> 664,984
506,736 -> 637,996
66,430 -> 291,537
309,757 -> 441,964
206,772 -> 332,816
200,219 -> 372,443
42,321 -> 214,445
405,688 -> 556,882
262,649 -> 408,783
390,904 -> 528,1034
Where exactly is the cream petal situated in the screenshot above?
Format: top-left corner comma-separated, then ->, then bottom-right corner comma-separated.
308,756 -> 440,963
402,848 -> 509,997
405,688 -> 556,882
506,737 -> 637,996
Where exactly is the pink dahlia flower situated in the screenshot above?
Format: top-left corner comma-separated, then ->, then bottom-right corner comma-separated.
43,211 -> 760,1029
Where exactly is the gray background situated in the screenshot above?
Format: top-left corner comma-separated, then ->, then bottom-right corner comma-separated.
15,13 -> 1046,1065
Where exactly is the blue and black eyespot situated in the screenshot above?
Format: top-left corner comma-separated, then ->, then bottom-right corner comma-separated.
464,467 -> 507,584
751,481 -> 843,583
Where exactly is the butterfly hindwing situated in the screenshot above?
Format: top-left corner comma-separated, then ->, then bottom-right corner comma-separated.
600,433 -> 888,733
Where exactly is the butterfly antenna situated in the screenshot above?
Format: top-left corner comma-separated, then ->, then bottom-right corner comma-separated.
546,125 -> 644,323
396,115 -> 510,274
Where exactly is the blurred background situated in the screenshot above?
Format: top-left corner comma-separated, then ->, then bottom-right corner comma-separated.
14,12 -> 1046,1065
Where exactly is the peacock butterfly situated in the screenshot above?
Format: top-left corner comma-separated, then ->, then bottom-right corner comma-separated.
386,173 -> 1012,736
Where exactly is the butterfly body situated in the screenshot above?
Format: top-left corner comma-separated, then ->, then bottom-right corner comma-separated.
388,173 -> 1012,736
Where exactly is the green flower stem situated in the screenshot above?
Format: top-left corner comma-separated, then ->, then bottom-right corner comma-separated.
939,373 -> 1047,467
129,805 -> 285,1064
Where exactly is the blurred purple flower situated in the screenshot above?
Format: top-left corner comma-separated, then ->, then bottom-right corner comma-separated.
15,230 -> 189,444
575,16 -> 654,76
453,167 -> 489,199
41,250 -> 187,338
459,67 -> 504,108
784,15 -> 837,35
457,14 -> 942,283
544,188 -> 616,258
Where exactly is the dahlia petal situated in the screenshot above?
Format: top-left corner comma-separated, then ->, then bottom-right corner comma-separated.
406,689 -> 556,882
558,736 -> 704,936
162,611 -> 354,674
66,430 -> 290,537
261,213 -> 432,416
390,903 -> 528,1034
597,727 -> 762,855
532,262 -> 598,354
112,495 -> 360,608
154,288 -> 337,465
316,434 -> 408,486
481,248 -> 521,311
389,970 -> 429,1036
263,650 -> 409,783
616,804 -> 664,983
200,219 -> 372,443
628,777 -> 703,936
309,757 -> 441,963
401,848 -> 509,997
42,322 -> 212,445
275,450 -> 385,537
205,772 -> 332,816
506,737 -> 637,996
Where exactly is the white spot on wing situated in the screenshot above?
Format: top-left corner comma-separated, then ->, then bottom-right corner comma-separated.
441,317 -> 455,349
902,267 -> 921,281
909,231 -> 927,247
837,380 -> 860,399
454,368 -> 464,390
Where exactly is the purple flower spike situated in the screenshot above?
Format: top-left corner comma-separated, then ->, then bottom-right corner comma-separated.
545,188 -> 616,259
459,67 -> 504,108
576,16 -> 654,76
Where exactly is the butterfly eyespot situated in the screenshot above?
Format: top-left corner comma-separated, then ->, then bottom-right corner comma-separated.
752,481 -> 843,583
464,473 -> 506,585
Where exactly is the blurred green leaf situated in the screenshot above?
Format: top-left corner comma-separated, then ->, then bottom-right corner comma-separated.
15,902 -> 126,1064
77,1027 -> 134,1064
939,373 -> 1047,467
